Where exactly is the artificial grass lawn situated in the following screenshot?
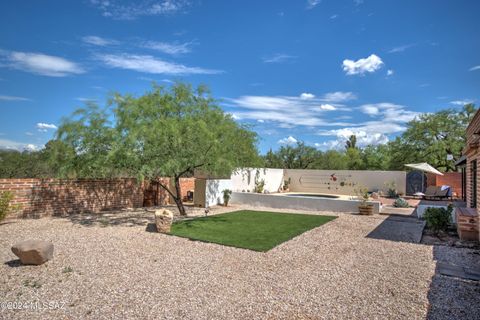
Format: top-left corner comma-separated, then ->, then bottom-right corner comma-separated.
170,210 -> 337,252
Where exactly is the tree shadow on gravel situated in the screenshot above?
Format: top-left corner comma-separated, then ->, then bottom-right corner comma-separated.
426,245 -> 480,320
59,210 -> 154,228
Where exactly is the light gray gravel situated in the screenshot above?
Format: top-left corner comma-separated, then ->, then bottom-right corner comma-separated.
1,205 -> 479,319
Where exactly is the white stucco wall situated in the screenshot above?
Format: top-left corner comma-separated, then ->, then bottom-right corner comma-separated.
205,179 -> 232,207
230,168 -> 284,193
284,169 -> 406,196
231,192 -> 381,214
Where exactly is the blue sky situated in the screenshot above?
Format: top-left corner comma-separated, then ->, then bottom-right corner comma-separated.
0,0 -> 479,153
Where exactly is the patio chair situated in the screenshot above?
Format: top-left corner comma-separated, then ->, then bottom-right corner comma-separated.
423,186 -> 450,200
434,187 -> 450,200
422,186 -> 438,199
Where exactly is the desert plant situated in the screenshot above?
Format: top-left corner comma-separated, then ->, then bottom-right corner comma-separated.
384,180 -> 398,198
222,189 -> 232,206
0,191 -> 15,221
355,186 -> 373,215
393,198 -> 409,208
254,179 -> 265,193
423,205 -> 452,234
354,187 -> 370,206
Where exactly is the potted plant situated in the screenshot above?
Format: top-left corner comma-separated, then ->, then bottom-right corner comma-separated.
222,189 -> 232,206
355,187 -> 374,215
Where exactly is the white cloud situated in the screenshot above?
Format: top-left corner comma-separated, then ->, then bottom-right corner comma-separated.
75,97 -> 98,103
0,95 -> 31,101
318,125 -> 394,150
388,44 -> 415,53
353,0 -> 364,5
278,136 -> 298,145
36,123 -> 58,132
319,104 -> 336,111
330,14 -> 338,19
342,54 -> 384,75
142,40 -> 193,55
387,69 -> 394,76
0,138 -> 41,151
469,65 -> 480,72
359,103 -> 420,122
262,53 -> 296,64
316,102 -> 421,150
306,0 -> 321,9
257,119 -> 265,123
300,93 -> 315,100
450,99 -> 474,106
96,53 -> 222,75
2,51 -> 85,77
226,93 -> 354,127
322,91 -> 357,102
89,0 -> 189,20
82,35 -> 120,46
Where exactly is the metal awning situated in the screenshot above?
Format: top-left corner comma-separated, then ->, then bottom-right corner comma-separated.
454,155 -> 467,167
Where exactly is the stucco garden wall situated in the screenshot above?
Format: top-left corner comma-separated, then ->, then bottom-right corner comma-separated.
230,168 -> 284,193
284,169 -> 406,196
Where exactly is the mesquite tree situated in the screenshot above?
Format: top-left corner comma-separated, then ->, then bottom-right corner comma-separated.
56,83 -> 259,215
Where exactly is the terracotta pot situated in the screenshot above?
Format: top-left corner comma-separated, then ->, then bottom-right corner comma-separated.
358,204 -> 374,215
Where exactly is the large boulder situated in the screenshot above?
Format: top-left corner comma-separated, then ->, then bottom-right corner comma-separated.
11,240 -> 54,265
155,209 -> 174,233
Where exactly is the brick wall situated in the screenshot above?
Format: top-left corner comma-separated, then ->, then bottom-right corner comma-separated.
426,172 -> 462,198
179,178 -> 195,200
464,109 -> 480,241
0,178 -> 144,218
465,109 -> 480,209
0,177 -> 196,218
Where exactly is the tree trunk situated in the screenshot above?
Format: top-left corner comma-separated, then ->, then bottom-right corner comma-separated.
156,178 -> 186,216
173,176 -> 186,216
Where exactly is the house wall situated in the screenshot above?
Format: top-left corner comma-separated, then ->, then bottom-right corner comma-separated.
284,169 -> 406,196
464,109 -> 480,241
465,109 -> 480,209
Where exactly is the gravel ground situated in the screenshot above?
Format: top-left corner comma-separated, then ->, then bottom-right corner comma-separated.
1,205 -> 479,320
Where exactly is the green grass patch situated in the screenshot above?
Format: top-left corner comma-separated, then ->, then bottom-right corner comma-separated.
170,210 -> 336,252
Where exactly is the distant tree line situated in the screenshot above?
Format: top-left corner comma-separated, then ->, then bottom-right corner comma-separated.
0,101 -> 476,180
263,104 -> 476,172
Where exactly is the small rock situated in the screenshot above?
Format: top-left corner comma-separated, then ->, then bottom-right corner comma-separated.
154,209 -> 174,233
11,240 -> 54,265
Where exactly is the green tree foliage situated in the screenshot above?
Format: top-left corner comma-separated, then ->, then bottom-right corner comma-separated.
55,83 -> 260,215
388,104 -> 475,171
0,143 -> 68,178
264,142 -> 319,169
345,135 -> 357,150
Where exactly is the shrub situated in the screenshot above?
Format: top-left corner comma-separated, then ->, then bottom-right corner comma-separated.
393,198 -> 409,208
354,186 -> 370,207
384,180 -> 398,198
222,189 -> 232,206
423,205 -> 452,234
0,191 -> 15,221
254,179 -> 265,193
